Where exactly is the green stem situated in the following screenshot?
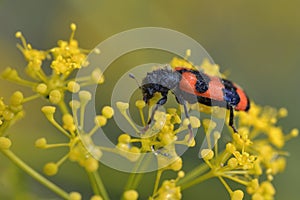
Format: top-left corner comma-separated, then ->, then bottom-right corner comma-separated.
218,176 -> 232,194
58,101 -> 70,115
152,169 -> 163,196
22,94 -> 40,103
177,162 -> 209,186
7,77 -> 37,87
138,108 -> 146,126
91,171 -> 110,200
124,153 -> 153,191
124,154 -> 145,191
87,171 -> 100,195
49,118 -> 71,139
1,149 -> 69,199
180,170 -> 215,191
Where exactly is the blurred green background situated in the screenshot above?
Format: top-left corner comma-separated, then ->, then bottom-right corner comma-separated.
0,0 -> 299,199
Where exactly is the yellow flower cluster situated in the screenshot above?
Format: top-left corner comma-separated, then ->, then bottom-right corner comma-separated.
36,91 -> 115,176
127,56 -> 297,200
151,171 -> 185,200
169,57 -> 298,200
0,91 -> 25,135
50,24 -> 88,75
2,23 -> 103,113
1,24 -> 297,200
116,100 -> 200,163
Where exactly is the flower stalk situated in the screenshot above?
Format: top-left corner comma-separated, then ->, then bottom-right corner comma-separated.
1,149 -> 69,199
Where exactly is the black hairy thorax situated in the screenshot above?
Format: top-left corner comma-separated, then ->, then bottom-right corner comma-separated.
141,68 -> 181,103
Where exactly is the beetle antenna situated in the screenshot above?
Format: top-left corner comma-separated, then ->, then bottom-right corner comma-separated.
129,73 -> 142,89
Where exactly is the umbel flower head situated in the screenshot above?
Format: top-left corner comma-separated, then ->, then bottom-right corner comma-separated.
1,24 -> 297,200
0,91 -> 25,136
37,91 -> 116,176
2,23 -> 104,112
117,54 -> 298,200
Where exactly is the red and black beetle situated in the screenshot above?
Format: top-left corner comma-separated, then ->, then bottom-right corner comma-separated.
140,66 -> 250,135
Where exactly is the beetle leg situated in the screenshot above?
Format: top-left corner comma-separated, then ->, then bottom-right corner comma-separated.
142,95 -> 168,133
229,106 -> 238,133
182,100 -> 194,142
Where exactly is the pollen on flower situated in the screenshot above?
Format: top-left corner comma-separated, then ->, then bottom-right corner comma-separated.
127,146 -> 141,162
36,83 -> 48,94
201,149 -> 214,160
94,115 -> 107,127
200,58 -> 222,77
15,31 -> 22,38
117,142 -> 130,152
47,24 -> 88,76
69,191 -> 82,200
3,110 -> 14,121
169,157 -> 183,171
78,91 -> 92,104
178,170 -> 185,178
123,190 -> 139,200
41,106 -> 56,120
267,127 -> 284,148
135,100 -> 145,109
251,181 -> 275,199
231,190 -> 244,200
49,90 -> 62,104
91,68 -> 105,84
246,179 -> 259,194
101,106 -> 114,119
170,57 -> 194,69
63,114 -> 76,132
1,67 -> 17,80
153,111 -> 166,122
290,128 -> 299,137
10,91 -> 23,106
43,162 -> 58,176
190,116 -> 201,128
232,151 -> 256,170
118,134 -> 131,144
84,157 -> 99,172
90,195 -> 103,200
116,101 -> 129,111
67,81 -> 80,93
70,23 -> 77,31
14,31 -> 47,66
155,179 -> 182,200
278,107 -> 288,118
227,157 -> 238,168
69,100 -> 81,110
226,143 -> 236,154
0,137 -> 12,149
35,137 -> 47,148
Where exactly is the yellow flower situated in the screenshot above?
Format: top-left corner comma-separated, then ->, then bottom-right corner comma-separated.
123,190 -> 139,200
154,180 -> 182,200
2,24 -> 104,112
170,57 -> 195,70
69,191 -> 82,200
50,24 -> 87,75
0,137 -> 12,149
252,181 -> 276,200
43,162 -> 58,176
231,190 -> 244,200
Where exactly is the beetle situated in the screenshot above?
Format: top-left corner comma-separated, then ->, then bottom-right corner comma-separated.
140,66 -> 250,136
